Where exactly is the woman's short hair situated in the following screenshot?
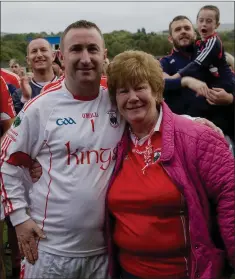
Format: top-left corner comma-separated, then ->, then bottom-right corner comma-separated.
107,50 -> 164,105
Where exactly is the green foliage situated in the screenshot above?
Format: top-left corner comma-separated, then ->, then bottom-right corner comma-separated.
103,30 -> 172,58
1,34 -> 28,65
1,29 -> 234,65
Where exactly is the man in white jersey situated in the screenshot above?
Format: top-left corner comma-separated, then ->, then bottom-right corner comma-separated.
1,20 -> 125,279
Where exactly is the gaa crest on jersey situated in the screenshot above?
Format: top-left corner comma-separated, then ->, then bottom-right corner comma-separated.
107,110 -> 119,128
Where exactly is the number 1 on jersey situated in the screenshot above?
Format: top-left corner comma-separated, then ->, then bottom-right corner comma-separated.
90,119 -> 95,132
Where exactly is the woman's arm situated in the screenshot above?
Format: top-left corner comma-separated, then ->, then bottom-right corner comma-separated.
196,129 -> 235,267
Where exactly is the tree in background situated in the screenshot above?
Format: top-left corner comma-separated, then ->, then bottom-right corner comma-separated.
1,29 -> 234,66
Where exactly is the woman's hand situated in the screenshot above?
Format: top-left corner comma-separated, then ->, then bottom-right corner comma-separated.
29,160 -> 42,183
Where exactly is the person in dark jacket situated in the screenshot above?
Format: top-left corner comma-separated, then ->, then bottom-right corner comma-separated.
174,5 -> 234,94
160,15 -> 234,142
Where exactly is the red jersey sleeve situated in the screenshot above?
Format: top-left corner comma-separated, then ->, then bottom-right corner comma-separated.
1,68 -> 20,89
0,77 -> 16,120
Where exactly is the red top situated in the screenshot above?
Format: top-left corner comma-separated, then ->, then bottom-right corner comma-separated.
1,68 -> 20,89
0,76 -> 16,120
108,131 -> 188,279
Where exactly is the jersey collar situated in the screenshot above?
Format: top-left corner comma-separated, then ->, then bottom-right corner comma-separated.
202,32 -> 217,42
31,75 -> 57,88
130,105 -> 163,146
62,79 -> 101,101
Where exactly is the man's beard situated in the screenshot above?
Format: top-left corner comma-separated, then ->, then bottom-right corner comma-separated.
173,38 -> 195,54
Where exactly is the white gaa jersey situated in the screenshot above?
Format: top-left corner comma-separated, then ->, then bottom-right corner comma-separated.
0,79 -> 125,257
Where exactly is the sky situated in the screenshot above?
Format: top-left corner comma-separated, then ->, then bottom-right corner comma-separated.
2,1 -> 234,34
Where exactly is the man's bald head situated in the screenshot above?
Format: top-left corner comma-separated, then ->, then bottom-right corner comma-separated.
27,37 -> 53,55
26,37 -> 55,72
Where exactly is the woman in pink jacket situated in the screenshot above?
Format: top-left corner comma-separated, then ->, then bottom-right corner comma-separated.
105,50 -> 234,279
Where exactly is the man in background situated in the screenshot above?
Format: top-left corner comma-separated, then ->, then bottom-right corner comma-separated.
11,37 -> 57,113
160,15 -> 234,143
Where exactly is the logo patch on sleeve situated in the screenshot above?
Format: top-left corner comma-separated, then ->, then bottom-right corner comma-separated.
13,116 -> 22,128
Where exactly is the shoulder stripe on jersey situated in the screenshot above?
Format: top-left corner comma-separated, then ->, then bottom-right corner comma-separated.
0,135 -> 14,215
47,80 -> 62,91
41,79 -> 61,93
196,37 -> 216,63
24,83 -> 62,111
196,37 -> 215,62
41,83 -> 63,95
1,75 -> 7,85
216,36 -> 223,59
0,134 -> 12,160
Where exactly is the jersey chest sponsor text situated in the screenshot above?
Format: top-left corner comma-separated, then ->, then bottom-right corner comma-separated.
45,113 -> 122,171
65,141 -> 117,170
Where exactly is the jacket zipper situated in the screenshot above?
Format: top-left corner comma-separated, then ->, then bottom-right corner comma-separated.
180,194 -> 189,277
161,162 -> 197,279
189,221 -> 197,279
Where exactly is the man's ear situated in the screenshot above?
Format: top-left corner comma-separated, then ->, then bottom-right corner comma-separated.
26,56 -> 31,67
216,22 -> 220,30
58,50 -> 65,69
104,48 -> 108,60
52,51 -> 56,62
59,50 -> 64,63
168,35 -> 173,44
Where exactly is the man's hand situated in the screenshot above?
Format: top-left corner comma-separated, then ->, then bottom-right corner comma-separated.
194,117 -> 224,136
29,160 -> 42,183
206,88 -> 234,105
172,73 -> 181,78
20,75 -> 32,101
16,219 -> 46,264
163,72 -> 181,79
181,77 -> 209,97
163,72 -> 170,79
19,68 -> 25,78
0,119 -> 14,139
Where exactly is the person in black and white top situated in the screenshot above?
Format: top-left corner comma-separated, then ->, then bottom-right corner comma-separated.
11,37 -> 57,113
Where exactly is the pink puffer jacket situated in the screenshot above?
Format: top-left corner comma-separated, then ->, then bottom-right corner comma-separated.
105,102 -> 235,279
